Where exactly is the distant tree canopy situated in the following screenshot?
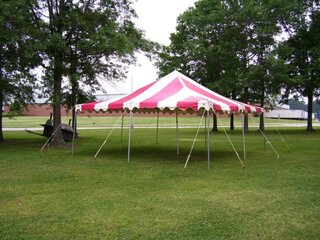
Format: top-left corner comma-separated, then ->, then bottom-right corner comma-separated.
157,0 -> 319,131
288,99 -> 320,113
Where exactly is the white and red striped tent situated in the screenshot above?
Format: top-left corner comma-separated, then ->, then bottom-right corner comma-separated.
74,70 -> 263,169
75,70 -> 262,114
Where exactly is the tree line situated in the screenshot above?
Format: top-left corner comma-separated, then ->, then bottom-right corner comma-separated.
157,0 -> 320,131
1,0 -> 319,144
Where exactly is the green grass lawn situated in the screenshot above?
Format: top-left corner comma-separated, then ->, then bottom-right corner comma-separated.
0,123 -> 319,239
2,114 -> 318,129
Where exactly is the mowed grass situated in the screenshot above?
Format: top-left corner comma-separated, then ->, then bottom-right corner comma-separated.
0,120 -> 319,239
2,114 -> 316,129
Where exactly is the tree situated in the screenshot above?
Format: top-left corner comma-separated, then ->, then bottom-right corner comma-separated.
280,9 -> 320,131
62,1 -> 152,133
0,0 -> 40,142
29,0 -> 150,145
157,0 -> 306,131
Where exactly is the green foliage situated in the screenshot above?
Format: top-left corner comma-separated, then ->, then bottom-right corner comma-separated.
7,100 -> 24,117
281,11 -> 320,99
288,99 -> 320,113
157,0 -> 310,107
33,0 -> 153,107
279,5 -> 320,130
0,0 -> 41,141
26,0 -> 154,145
0,127 -> 319,239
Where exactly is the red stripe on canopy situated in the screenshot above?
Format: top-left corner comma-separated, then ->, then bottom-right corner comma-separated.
256,106 -> 262,113
181,78 -> 239,112
76,71 -> 263,113
177,97 -> 205,111
177,96 -> 201,111
82,101 -> 101,112
244,105 -> 252,112
139,77 -> 183,108
108,81 -> 157,110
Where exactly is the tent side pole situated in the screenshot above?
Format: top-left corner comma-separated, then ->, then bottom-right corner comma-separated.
176,109 -> 179,155
71,107 -> 76,156
156,109 -> 159,146
241,112 -> 247,160
204,112 -> 207,148
120,112 -> 124,151
207,110 -> 211,170
127,110 -> 133,163
130,110 -> 134,129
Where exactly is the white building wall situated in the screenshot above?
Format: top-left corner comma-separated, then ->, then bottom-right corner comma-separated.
264,109 -> 308,119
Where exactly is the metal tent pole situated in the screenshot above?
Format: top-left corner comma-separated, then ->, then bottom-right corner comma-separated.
71,107 -> 76,156
214,110 -> 245,169
93,111 -> 126,159
130,110 -> 134,129
156,109 -> 159,146
184,111 -> 206,170
176,109 -> 179,155
127,110 -> 133,163
241,111 -> 247,160
204,112 -> 207,148
207,110 -> 211,170
120,113 -> 124,151
249,113 -> 280,160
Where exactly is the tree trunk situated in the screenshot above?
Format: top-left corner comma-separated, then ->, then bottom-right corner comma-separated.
230,113 -> 234,131
0,89 -> 4,143
212,113 -> 218,132
259,112 -> 265,132
51,54 -> 65,146
306,89 -> 314,131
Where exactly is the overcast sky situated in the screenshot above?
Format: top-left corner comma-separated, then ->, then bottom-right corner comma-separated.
100,0 -> 197,95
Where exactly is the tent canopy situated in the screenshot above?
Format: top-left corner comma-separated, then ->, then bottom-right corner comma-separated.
75,70 -> 262,114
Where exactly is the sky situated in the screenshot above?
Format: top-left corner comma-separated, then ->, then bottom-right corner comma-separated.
99,0 -> 197,95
